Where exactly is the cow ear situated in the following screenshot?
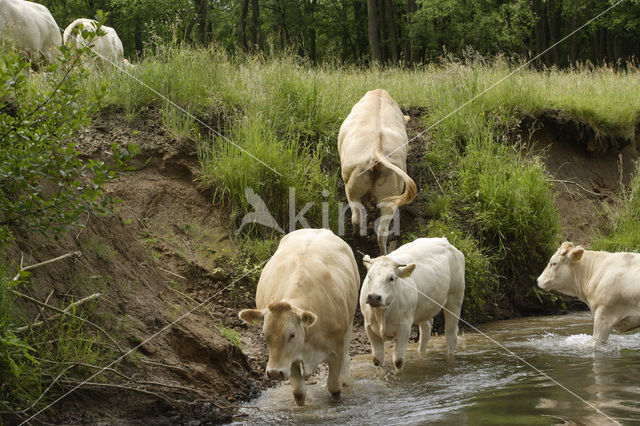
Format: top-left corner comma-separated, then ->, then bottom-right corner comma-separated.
238,309 -> 264,325
568,246 -> 584,262
403,115 -> 410,124
363,254 -> 373,270
299,310 -> 317,328
397,263 -> 416,278
559,241 -> 574,256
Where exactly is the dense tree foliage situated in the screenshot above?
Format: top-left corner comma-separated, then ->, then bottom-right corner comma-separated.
42,0 -> 640,66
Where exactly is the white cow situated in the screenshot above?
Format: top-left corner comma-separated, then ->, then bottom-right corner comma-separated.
361,237 -> 465,372
0,0 -> 62,64
63,18 -> 125,67
537,241 -> 640,344
239,228 -> 360,406
338,89 -> 417,254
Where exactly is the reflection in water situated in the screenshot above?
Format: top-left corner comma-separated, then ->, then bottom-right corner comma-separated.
235,313 -> 640,425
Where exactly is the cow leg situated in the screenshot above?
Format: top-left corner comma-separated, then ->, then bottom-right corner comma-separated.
365,323 -> 384,366
593,308 -> 615,345
327,347 -> 344,399
342,326 -> 353,386
444,299 -> 462,354
392,322 -> 411,372
345,178 -> 368,236
418,320 -> 432,352
376,202 -> 397,255
290,362 -> 307,406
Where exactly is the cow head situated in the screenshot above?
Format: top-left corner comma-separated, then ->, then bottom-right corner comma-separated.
536,241 -> 584,296
362,254 -> 415,308
238,301 -> 317,381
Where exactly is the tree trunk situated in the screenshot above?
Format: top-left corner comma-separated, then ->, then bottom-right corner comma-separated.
367,0 -> 382,64
251,0 -> 260,51
353,0 -> 368,59
240,0 -> 249,51
533,1 -> 548,66
384,0 -> 398,62
309,0 -> 318,64
406,0 -> 417,64
377,0 -> 387,61
194,0 -> 211,45
546,0 -> 560,65
569,14 -> 577,67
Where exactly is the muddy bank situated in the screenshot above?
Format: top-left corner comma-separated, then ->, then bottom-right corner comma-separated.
3,105 -> 635,425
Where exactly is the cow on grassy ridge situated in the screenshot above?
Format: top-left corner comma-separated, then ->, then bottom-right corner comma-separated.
537,241 -> 640,344
338,89 -> 417,254
361,237 -> 465,372
63,18 -> 125,68
238,228 -> 359,406
0,0 -> 62,64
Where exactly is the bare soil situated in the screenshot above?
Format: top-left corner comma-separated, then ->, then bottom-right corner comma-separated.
3,106 -> 636,425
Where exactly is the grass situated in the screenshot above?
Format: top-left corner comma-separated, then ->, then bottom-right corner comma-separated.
23,45 -> 640,320
217,322 -> 244,349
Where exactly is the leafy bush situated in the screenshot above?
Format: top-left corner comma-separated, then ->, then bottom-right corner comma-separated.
0,25 -> 135,413
593,161 -> 640,252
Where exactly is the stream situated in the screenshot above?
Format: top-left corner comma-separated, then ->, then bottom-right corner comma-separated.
235,312 -> 640,425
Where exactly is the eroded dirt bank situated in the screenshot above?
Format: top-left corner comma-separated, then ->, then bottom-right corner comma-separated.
3,106 -> 637,425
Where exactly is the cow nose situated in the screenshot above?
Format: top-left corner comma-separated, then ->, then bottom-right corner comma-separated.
366,293 -> 382,306
266,369 -> 285,381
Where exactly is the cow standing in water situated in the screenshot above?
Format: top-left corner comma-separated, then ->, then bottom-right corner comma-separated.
338,89 -> 416,254
361,237 -> 465,372
537,241 -> 640,344
239,229 -> 359,406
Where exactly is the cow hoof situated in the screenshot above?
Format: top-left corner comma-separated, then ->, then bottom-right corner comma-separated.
330,391 -> 341,400
373,358 -> 382,366
294,392 -> 306,406
394,359 -> 404,371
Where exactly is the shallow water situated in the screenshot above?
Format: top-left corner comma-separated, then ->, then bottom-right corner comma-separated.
235,313 -> 640,425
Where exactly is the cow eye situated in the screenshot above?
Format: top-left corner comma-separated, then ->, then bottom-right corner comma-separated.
389,276 -> 395,282
288,333 -> 295,342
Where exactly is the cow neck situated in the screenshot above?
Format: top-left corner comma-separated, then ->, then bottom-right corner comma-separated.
571,250 -> 601,306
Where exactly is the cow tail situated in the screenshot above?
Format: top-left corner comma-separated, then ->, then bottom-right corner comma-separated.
373,147 -> 417,207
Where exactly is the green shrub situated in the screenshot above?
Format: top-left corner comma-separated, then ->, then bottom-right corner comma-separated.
593,161 -> 640,252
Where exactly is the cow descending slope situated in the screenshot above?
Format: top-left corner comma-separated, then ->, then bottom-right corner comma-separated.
537,241 -> 640,344
239,229 -> 360,406
361,237 -> 465,372
0,0 -> 62,64
338,89 -> 417,254
63,18 -> 126,68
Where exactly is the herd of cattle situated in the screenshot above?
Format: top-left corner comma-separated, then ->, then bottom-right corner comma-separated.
0,0 -> 131,68
240,88 -> 640,406
1,0 -> 638,408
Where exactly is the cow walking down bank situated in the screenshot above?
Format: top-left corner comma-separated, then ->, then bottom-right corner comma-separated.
537,241 -> 640,344
361,237 -> 465,372
338,89 -> 417,254
238,229 -> 360,406
0,0 -> 62,64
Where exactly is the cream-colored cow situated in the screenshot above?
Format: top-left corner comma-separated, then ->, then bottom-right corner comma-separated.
537,241 -> 640,344
63,18 -> 125,67
0,0 -> 62,64
338,89 -> 417,254
239,228 -> 359,406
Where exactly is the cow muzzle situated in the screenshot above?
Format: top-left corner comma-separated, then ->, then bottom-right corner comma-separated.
366,293 -> 383,308
266,368 -> 288,381
536,277 -> 547,290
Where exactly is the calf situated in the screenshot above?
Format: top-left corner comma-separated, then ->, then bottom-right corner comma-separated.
0,0 -> 62,64
537,241 -> 640,344
338,89 -> 416,254
361,237 -> 465,371
239,228 -> 359,405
